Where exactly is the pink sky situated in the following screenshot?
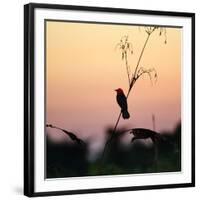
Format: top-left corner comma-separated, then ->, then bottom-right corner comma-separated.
46,21 -> 181,151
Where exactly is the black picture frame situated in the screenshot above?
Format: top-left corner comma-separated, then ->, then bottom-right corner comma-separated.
24,3 -> 195,197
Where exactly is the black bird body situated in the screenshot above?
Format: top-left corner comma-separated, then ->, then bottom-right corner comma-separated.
115,88 -> 130,119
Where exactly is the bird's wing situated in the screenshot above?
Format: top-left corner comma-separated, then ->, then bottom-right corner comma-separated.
117,94 -> 128,110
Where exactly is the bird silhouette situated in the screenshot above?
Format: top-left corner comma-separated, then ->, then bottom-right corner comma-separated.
115,88 -> 130,119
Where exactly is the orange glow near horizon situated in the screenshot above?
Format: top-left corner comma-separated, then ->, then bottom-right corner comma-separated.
46,21 -> 181,145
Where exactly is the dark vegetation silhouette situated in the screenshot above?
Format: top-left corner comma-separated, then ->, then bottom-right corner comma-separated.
129,128 -> 163,143
46,136 -> 88,178
46,122 -> 181,178
46,124 -> 85,145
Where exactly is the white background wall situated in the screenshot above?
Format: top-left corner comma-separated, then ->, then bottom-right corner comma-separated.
0,0 -> 199,199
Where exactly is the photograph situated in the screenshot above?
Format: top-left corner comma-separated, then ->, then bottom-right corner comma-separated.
45,21 -> 181,178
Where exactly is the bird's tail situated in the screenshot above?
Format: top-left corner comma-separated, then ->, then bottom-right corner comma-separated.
122,110 -> 130,119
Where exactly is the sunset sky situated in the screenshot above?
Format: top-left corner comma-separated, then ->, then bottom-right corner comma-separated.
46,21 -> 181,150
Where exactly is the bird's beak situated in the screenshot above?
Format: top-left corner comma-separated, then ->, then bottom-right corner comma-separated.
114,89 -> 117,92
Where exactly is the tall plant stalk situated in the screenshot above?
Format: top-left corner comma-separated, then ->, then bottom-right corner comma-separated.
99,26 -> 167,169
125,51 -> 131,86
100,31 -> 154,166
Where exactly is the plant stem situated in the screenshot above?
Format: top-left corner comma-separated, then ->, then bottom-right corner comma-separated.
99,32 -> 152,168
99,112 -> 122,166
132,33 -> 150,82
125,52 -> 131,86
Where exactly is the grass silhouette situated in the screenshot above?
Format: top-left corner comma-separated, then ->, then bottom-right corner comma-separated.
46,124 -> 85,145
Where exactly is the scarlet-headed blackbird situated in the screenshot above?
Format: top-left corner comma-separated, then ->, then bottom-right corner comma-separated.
115,88 -> 130,119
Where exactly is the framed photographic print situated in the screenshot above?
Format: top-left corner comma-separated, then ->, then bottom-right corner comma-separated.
24,3 -> 195,197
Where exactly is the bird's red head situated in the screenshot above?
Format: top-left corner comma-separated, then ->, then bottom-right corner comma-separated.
115,88 -> 124,94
